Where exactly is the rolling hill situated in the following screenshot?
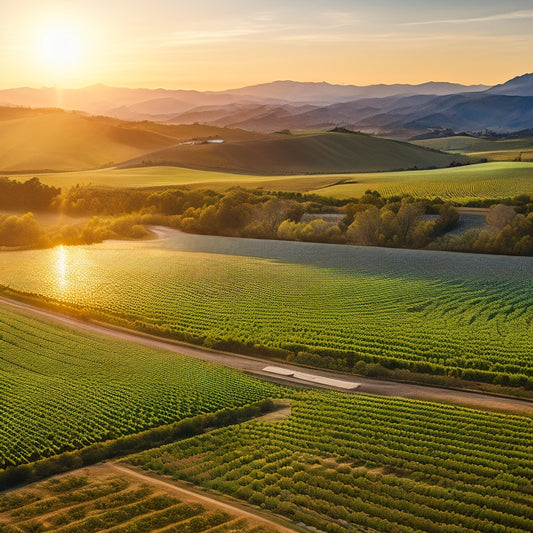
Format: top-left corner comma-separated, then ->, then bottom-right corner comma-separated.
0,106 -> 468,174
0,107 -> 267,172
413,135 -> 533,154
119,131 -> 468,175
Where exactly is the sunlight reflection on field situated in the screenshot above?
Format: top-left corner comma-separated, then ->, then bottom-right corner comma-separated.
56,245 -> 67,288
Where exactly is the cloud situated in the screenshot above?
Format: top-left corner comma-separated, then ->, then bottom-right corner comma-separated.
166,28 -> 259,45
405,10 -> 533,26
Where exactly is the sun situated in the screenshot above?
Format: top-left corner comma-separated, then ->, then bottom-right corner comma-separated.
40,27 -> 82,70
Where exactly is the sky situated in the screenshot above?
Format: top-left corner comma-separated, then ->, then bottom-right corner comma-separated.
1,0 -> 532,90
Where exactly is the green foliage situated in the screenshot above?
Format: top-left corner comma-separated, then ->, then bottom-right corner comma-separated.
435,207 -> 533,255
130,390 -> 533,533
1,235 -> 531,390
0,177 -> 60,211
0,306 -> 282,471
0,213 -> 45,248
315,162 -> 533,202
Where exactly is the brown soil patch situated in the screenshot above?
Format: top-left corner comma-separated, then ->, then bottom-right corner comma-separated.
257,399 -> 292,422
0,463 -> 293,533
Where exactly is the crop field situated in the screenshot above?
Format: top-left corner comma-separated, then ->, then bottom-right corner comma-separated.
16,161 -> 533,202
25,165 -> 324,190
0,466 -> 282,532
129,389 -> 533,533
413,135 -> 533,154
0,305 -> 281,468
0,232 -> 531,385
465,149 -> 533,162
312,162 -> 533,201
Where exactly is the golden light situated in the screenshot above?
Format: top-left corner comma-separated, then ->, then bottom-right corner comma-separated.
40,26 -> 82,70
56,244 -> 67,288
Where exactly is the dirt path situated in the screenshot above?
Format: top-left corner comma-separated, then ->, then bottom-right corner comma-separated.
108,463 -> 295,532
1,295 -> 531,416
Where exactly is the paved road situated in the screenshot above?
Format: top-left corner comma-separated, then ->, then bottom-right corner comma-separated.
1,295 -> 531,416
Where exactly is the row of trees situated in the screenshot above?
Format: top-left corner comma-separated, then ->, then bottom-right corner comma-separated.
0,212 -> 149,249
1,176 -> 532,255
0,177 -> 60,211
0,399 -> 275,491
435,204 -> 533,255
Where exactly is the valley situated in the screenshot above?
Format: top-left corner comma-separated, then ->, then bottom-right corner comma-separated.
1,66 -> 532,533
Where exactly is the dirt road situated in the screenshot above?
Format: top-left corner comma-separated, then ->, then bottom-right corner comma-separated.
109,464 -> 295,532
1,295 -> 531,416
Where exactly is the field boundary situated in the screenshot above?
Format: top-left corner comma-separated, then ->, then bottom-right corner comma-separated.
108,463 -> 298,533
0,399 -> 280,492
1,294 -> 531,417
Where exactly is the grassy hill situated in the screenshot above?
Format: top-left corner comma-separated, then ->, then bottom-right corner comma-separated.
311,162 -> 533,201
413,134 -> 533,152
413,135 -> 533,162
18,161 -> 532,203
0,107 -> 266,172
0,107 -> 465,174
120,131 -> 468,175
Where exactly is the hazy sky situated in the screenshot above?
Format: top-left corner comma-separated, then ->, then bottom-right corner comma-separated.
1,0 -> 532,89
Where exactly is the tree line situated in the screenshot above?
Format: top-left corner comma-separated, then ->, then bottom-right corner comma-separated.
1,176 -> 532,255
0,399 -> 276,491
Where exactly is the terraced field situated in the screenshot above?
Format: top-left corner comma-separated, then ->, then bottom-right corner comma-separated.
0,231 -> 531,385
130,389 -> 533,533
0,305 -> 281,468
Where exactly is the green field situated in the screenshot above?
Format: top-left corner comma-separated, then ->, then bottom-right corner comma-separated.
0,305 -> 281,468
130,389 -> 533,533
413,135 -> 533,154
313,162 -> 533,201
1,232 -> 531,385
19,161 -> 533,203
13,164 -> 346,193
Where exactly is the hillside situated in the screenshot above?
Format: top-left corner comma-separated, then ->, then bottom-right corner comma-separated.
413,135 -> 533,153
485,73 -> 533,96
119,131 -> 468,175
0,107 -> 267,172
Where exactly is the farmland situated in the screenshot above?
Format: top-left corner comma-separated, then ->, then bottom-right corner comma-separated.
0,231 -> 531,388
19,160 -> 533,203
0,465 -> 285,532
0,304 -> 282,469
413,135 -> 533,162
312,162 -> 533,201
129,389 -> 533,533
413,135 -> 533,154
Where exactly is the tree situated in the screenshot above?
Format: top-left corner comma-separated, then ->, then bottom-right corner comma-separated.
346,206 -> 381,245
486,204 -> 516,231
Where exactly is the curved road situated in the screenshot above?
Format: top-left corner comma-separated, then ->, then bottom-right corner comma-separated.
1,295 -> 531,416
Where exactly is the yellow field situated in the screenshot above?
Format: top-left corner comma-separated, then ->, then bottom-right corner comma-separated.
20,161 -> 533,202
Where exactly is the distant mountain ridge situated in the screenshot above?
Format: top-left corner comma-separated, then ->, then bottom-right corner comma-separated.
0,74 -> 531,138
0,79 -> 489,115
485,73 -> 533,96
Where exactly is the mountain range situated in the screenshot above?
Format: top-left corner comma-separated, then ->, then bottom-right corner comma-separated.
1,74 -> 532,138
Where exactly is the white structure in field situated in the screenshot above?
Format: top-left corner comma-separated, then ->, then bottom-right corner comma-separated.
263,366 -> 360,390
